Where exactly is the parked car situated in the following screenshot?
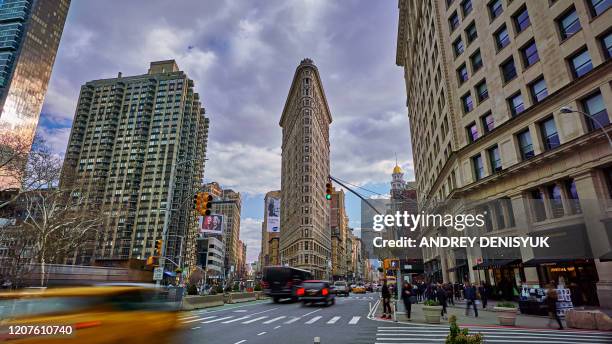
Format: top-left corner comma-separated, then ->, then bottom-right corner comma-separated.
352,283 -> 366,294
297,280 -> 335,306
332,281 -> 349,296
262,266 -> 312,303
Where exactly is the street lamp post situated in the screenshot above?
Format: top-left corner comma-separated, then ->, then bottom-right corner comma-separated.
560,106 -> 612,149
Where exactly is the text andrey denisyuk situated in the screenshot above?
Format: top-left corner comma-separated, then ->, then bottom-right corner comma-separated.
371,212 -> 550,248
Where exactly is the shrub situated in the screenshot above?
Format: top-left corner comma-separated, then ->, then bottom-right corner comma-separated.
215,286 -> 225,294
254,284 -> 262,291
424,299 -> 440,306
187,284 -> 198,295
446,315 -> 483,344
496,302 -> 516,308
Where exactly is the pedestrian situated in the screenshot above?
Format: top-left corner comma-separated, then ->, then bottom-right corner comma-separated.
464,282 -> 479,317
478,282 -> 488,309
436,284 -> 448,319
381,279 -> 392,319
401,282 -> 413,320
546,283 -> 564,330
412,283 -> 419,304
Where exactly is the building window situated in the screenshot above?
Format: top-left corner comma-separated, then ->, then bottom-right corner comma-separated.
581,91 -> 610,131
488,145 -> 502,172
601,31 -> 612,59
570,48 -> 593,78
501,58 -> 517,82
457,64 -> 469,83
462,93 -> 474,113
508,93 -> 525,117
489,0 -> 503,20
470,50 -> 483,71
472,154 -> 484,180
466,22 -> 478,43
603,167 -> 612,199
461,0 -> 473,16
557,7 -> 581,40
476,80 -> 488,102
531,189 -> 547,222
588,0 -> 611,17
449,12 -> 460,31
467,122 -> 478,142
482,112 -> 495,133
547,184 -> 564,218
565,179 -> 581,214
453,38 -> 465,56
495,25 -> 511,50
517,129 -> 534,160
521,40 -> 539,67
513,5 -> 531,33
530,77 -> 548,103
539,116 -> 560,150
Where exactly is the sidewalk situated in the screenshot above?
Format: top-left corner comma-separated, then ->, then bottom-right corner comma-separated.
375,298 -> 567,329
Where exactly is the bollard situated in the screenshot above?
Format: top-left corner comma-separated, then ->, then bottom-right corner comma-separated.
314,336 -> 321,344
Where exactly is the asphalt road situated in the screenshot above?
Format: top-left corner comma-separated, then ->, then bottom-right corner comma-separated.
175,292 -> 379,344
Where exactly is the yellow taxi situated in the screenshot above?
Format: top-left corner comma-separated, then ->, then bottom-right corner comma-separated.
352,284 -> 366,294
0,285 -> 180,343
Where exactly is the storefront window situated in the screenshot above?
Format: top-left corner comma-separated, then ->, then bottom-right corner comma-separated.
564,179 -> 581,214
547,184 -> 564,218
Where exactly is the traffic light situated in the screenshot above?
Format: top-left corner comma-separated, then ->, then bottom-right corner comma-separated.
155,239 -> 163,256
325,182 -> 333,200
195,192 -> 213,216
146,256 -> 159,266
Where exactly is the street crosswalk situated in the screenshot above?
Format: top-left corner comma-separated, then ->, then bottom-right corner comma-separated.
375,325 -> 612,344
179,314 -> 362,327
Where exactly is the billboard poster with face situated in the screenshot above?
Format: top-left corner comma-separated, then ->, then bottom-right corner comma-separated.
266,197 -> 280,233
199,214 -> 223,235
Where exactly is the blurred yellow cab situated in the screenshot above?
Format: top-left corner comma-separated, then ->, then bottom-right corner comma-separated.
352,284 -> 366,294
0,284 -> 180,343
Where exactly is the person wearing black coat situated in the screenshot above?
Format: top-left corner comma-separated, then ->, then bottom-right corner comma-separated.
381,280 -> 392,319
436,284 -> 448,318
401,282 -> 413,320
464,282 -> 479,317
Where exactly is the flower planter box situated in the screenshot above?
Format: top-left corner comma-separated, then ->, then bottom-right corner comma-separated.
494,306 -> 518,326
423,305 -> 443,324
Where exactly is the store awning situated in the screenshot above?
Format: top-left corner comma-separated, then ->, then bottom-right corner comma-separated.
447,264 -> 467,273
522,258 -> 592,267
472,259 -> 522,270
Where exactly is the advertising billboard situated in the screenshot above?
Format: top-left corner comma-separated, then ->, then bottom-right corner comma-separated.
266,197 -> 280,233
199,214 -> 223,235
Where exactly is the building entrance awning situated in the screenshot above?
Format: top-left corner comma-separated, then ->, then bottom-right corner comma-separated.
472,259 -> 522,270
522,258 -> 593,267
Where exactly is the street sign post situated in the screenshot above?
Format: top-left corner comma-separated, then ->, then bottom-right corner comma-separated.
153,267 -> 164,281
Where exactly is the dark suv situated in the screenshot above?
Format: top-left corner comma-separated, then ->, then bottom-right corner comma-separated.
297,280 -> 335,306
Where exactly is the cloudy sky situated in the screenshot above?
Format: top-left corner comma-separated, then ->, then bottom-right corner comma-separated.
38,0 -> 414,263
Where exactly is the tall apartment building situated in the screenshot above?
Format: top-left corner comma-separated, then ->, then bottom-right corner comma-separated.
279,58 -> 332,279
397,0 -> 611,307
61,60 -> 209,273
203,182 -> 242,276
0,0 -> 70,187
259,190 -> 281,269
197,236 -> 224,278
330,188 -> 349,280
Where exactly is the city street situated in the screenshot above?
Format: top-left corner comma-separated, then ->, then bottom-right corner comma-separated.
176,293 -> 378,344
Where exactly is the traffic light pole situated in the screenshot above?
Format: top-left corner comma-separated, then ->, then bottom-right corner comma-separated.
328,175 -> 381,215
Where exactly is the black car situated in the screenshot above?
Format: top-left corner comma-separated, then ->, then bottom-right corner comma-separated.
297,280 -> 335,306
262,266 -> 312,303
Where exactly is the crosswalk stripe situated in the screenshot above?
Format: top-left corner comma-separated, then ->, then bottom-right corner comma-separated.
222,316 -> 251,324
348,316 -> 360,324
242,316 -> 268,324
327,316 -> 341,324
284,317 -> 301,324
305,316 -> 322,324
201,316 -> 234,324
263,316 -> 286,324
182,316 -> 217,324
179,315 -> 200,320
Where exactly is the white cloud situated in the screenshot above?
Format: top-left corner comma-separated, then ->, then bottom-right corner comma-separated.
36,126 -> 71,156
240,217 -> 263,262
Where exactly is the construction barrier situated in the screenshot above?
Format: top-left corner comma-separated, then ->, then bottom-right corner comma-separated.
181,294 -> 224,310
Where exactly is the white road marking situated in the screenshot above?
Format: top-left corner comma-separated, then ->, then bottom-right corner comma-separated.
191,326 -> 200,330
222,316 -> 251,323
257,332 -> 266,336
233,341 -> 246,344
348,316 -> 361,324
234,310 -> 248,313
201,316 -> 233,323
182,316 -> 217,324
305,316 -> 322,324
284,317 -> 300,324
300,309 -> 322,317
263,316 -> 286,324
274,326 -> 281,329
179,315 -> 200,320
242,316 -> 268,324
327,316 -> 341,324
